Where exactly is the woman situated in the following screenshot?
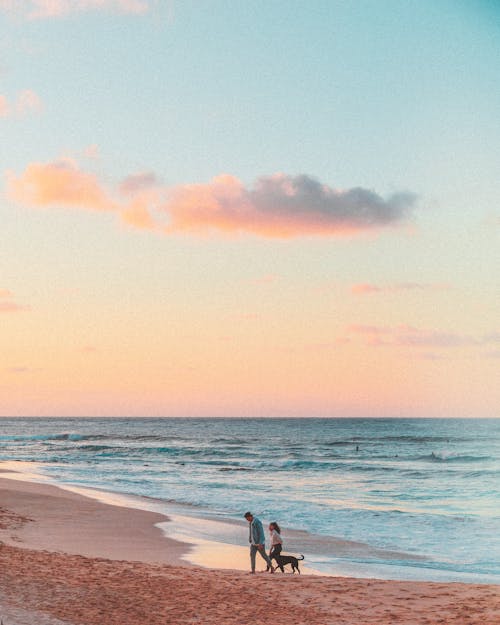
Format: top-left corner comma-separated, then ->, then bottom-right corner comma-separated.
267,521 -> 283,572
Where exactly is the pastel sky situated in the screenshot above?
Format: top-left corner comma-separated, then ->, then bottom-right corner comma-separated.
1,0 -> 499,417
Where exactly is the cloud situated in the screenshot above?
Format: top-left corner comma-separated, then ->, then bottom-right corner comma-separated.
81,345 -> 98,353
16,89 -> 43,114
347,324 -> 392,335
164,173 -> 417,238
120,198 -> 157,229
0,0 -> 151,19
345,324 -> 486,348
482,332 -> 500,344
0,289 -> 29,313
351,282 -> 449,295
418,352 -> 445,361
83,144 -> 100,160
346,324 -> 394,346
0,90 -> 42,117
7,161 -> 417,239
0,301 -> 29,313
0,95 -> 9,117
250,274 -> 281,285
119,171 -> 158,196
7,159 -> 116,211
396,329 -> 477,348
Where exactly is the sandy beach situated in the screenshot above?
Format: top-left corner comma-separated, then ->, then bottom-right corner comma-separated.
0,470 -> 498,625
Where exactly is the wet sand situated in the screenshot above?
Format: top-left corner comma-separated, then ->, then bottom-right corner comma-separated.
0,471 -> 499,625
0,474 -> 189,564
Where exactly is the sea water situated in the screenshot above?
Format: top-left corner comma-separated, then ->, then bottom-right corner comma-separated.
0,417 -> 498,583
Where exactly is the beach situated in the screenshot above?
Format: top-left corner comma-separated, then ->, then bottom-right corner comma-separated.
1,470 -> 498,625
2,417 -> 498,582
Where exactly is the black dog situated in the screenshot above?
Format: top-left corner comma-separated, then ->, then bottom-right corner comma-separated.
274,554 -> 304,574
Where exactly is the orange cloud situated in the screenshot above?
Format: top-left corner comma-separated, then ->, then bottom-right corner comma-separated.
7,161 -> 417,239
7,160 -> 116,211
351,282 -> 450,295
121,199 -> 157,230
0,290 -> 29,313
0,95 -> 9,117
0,0 -> 150,19
351,284 -> 384,295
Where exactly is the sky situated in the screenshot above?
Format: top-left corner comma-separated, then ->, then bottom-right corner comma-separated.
0,0 -> 499,418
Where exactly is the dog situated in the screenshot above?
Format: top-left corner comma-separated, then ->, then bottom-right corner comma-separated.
274,553 -> 304,574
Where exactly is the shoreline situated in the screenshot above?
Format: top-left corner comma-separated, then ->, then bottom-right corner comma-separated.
0,471 -> 190,566
1,467 -> 499,624
1,461 -> 498,584
0,462 -> 433,579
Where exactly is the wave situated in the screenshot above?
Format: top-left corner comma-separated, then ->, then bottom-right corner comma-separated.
72,445 -> 118,452
381,436 -> 461,443
422,453 -> 491,463
0,433 -> 85,442
209,437 -> 253,445
0,433 -> 188,443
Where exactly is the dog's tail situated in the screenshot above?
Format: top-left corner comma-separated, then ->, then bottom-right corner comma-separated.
297,554 -> 305,560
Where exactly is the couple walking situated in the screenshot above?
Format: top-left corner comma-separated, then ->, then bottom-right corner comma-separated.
244,511 -> 282,573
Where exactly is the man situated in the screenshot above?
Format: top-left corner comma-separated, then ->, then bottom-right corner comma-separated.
244,511 -> 274,573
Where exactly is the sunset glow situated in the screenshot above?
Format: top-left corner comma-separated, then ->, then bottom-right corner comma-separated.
1,1 -> 498,417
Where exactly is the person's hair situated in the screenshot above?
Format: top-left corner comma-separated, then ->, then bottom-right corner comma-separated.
270,521 -> 281,534
244,511 -> 252,519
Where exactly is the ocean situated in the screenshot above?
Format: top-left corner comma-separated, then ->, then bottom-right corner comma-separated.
0,417 -> 498,583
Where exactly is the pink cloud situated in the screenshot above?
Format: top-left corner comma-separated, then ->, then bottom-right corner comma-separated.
0,301 -> 29,313
0,95 -> 9,117
119,171 -> 158,196
163,173 -> 416,238
351,284 -> 383,295
251,274 -> 281,285
351,282 -> 450,295
347,324 -> 391,335
345,324 -> 483,348
0,0 -> 150,19
7,159 -> 161,232
395,329 -> 477,347
83,144 -> 100,160
7,160 -> 116,211
81,345 -> 98,353
7,161 -> 417,239
0,290 -> 29,313
482,332 -> 500,344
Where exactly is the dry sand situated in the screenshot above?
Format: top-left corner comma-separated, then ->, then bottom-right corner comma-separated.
0,471 -> 499,625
